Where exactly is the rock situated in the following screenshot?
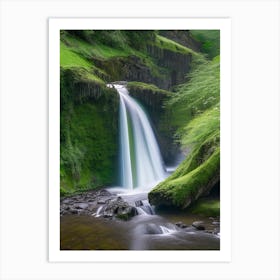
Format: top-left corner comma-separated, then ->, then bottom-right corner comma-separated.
60,188 -> 139,220
175,222 -> 188,228
103,197 -> 137,220
116,206 -> 137,221
70,209 -> 78,214
135,200 -> 144,207
97,199 -> 107,204
99,189 -> 111,196
76,203 -> 89,209
103,212 -> 114,218
62,198 -> 71,204
213,228 -> 219,234
212,221 -> 220,225
144,224 -> 163,235
192,221 -> 205,230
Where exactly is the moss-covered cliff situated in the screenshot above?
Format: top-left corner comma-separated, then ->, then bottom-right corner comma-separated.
60,67 -> 119,195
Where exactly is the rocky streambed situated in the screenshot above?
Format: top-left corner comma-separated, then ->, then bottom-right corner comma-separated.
60,189 -> 138,220
60,188 -> 220,250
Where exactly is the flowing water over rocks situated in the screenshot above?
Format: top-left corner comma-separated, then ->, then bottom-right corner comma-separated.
60,188 -> 220,250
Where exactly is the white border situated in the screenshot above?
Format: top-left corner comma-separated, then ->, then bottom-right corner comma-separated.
49,18 -> 231,262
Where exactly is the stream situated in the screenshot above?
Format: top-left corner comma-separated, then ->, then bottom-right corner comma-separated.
60,188 -> 220,250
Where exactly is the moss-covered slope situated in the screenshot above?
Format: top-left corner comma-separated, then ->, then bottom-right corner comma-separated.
149,56 -> 220,209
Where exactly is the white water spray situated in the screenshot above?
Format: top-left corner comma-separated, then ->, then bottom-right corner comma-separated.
111,84 -> 166,189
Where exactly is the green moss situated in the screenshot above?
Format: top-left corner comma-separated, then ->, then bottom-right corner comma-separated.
60,101 -> 118,192
148,55 -> 220,209
190,198 -> 220,216
167,56 -> 220,130
60,68 -> 119,195
155,35 -> 197,55
190,30 -> 220,59
180,106 -> 220,149
127,81 -> 171,95
60,42 -> 92,69
62,32 -> 138,59
149,147 -> 220,208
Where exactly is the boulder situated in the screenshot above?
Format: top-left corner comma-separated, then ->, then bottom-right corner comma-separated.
103,197 -> 137,221
76,203 -> 89,209
192,221 -> 205,230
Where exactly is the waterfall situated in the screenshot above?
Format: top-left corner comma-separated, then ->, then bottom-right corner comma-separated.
111,84 -> 166,189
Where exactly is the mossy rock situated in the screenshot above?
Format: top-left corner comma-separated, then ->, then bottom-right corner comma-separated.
189,198 -> 220,217
148,145 -> 220,209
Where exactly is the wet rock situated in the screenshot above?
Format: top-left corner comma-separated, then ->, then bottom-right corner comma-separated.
70,209 -> 78,214
97,199 -> 107,204
99,189 -> 111,196
144,224 -> 163,235
135,200 -> 143,207
76,203 -> 89,209
60,188 -> 139,220
103,212 -> 114,218
116,206 -> 137,221
192,221 -> 205,230
103,197 -> 137,221
175,222 -> 188,228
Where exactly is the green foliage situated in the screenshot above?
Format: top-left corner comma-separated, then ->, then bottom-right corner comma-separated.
62,30 -> 155,59
190,30 -> 220,59
124,30 -> 156,50
60,101 -> 118,193
190,198 -> 220,216
127,81 -> 170,95
60,68 -> 119,195
149,55 -> 220,209
60,42 -> 92,69
167,56 -> 220,133
155,35 -> 196,55
149,147 -> 220,208
180,106 -> 220,149
92,31 -> 129,49
63,30 -> 96,44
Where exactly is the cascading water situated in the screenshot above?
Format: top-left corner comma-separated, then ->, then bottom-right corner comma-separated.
111,84 -> 166,189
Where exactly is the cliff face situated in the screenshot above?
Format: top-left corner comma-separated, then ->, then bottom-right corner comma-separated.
92,47 -> 192,91
60,68 -> 119,195
159,30 -> 201,52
